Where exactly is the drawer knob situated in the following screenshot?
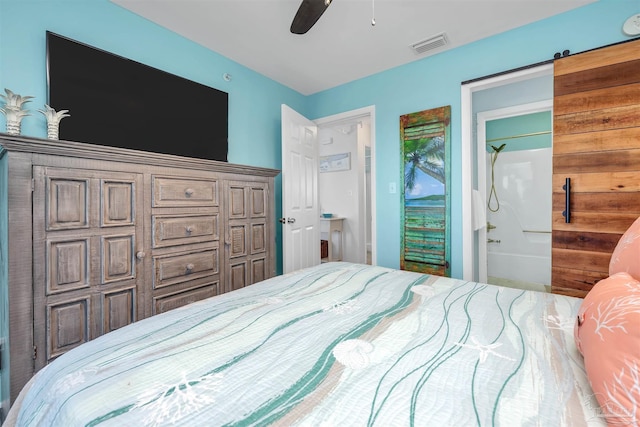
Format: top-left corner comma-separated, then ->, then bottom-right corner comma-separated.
185,225 -> 194,234
185,263 -> 195,273
185,188 -> 195,197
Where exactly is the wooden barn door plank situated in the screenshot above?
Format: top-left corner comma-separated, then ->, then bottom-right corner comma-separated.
551,38 -> 640,297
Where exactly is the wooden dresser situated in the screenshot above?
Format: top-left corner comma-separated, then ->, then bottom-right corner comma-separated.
0,134 -> 279,405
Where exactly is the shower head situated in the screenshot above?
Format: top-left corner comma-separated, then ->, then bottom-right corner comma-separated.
490,143 -> 506,153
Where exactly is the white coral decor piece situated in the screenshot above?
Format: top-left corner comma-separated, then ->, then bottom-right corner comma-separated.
0,88 -> 33,109
0,88 -> 33,135
0,107 -> 30,135
38,104 -> 70,139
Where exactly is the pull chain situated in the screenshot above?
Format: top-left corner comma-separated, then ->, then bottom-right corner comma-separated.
371,0 -> 376,26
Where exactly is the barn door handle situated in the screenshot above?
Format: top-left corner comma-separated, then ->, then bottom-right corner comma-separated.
562,177 -> 571,223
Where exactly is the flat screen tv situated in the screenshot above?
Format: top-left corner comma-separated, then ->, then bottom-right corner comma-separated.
46,31 -> 228,162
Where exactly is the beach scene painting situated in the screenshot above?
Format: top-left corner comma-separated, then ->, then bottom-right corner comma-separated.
400,106 -> 451,276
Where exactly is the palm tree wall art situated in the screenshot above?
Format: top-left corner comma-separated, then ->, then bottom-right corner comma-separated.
400,106 -> 451,276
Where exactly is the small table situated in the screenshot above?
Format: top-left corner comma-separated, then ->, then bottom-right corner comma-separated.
320,217 -> 345,262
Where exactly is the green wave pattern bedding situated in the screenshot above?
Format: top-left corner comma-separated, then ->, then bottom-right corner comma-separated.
13,263 -> 603,426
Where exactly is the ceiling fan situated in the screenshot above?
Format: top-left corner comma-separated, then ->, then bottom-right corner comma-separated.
290,0 -> 333,34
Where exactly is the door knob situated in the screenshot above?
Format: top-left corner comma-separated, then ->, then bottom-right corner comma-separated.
287,218 -> 296,223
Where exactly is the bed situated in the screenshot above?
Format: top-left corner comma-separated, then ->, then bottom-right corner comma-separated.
5,261 -> 613,426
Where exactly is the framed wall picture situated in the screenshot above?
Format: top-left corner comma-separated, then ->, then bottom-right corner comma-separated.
320,153 -> 351,173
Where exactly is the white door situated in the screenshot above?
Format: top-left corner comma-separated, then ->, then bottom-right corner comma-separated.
281,104 -> 320,273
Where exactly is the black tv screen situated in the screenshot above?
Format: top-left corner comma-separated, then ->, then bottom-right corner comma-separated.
46,31 -> 228,162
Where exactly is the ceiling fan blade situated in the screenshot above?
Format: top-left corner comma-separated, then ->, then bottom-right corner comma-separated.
290,0 -> 332,35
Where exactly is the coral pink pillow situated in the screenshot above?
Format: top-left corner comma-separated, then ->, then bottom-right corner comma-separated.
609,216 -> 640,279
574,272 -> 640,426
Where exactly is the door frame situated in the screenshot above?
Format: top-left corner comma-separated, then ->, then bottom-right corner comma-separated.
476,100 -> 553,283
461,63 -> 553,281
314,105 -> 377,265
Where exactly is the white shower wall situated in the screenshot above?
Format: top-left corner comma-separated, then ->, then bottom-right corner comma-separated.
486,147 -> 552,286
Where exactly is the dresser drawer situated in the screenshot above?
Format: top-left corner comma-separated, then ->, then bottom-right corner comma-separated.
153,281 -> 219,315
153,176 -> 218,207
153,214 -> 219,248
153,248 -> 219,288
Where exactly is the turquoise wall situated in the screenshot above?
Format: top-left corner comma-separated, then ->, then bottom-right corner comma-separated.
486,112 -> 552,152
307,0 -> 639,276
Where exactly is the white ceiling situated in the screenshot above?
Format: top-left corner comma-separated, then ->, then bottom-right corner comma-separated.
111,0 -> 596,95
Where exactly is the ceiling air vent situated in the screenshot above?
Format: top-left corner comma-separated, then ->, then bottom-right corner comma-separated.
410,33 -> 448,55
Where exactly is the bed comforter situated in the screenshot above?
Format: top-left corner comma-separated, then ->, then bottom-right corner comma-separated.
8,262 -> 604,426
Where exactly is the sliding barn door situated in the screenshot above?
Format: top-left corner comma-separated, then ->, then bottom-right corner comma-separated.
552,38 -> 640,297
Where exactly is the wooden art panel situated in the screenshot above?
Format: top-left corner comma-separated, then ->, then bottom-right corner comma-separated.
400,106 -> 451,276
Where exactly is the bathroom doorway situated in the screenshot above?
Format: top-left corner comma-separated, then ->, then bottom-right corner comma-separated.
461,62 -> 553,282
315,106 -> 376,265
477,102 -> 552,292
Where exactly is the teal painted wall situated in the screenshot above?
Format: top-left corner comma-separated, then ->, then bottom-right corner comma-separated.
307,0 -> 639,276
486,111 -> 552,152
